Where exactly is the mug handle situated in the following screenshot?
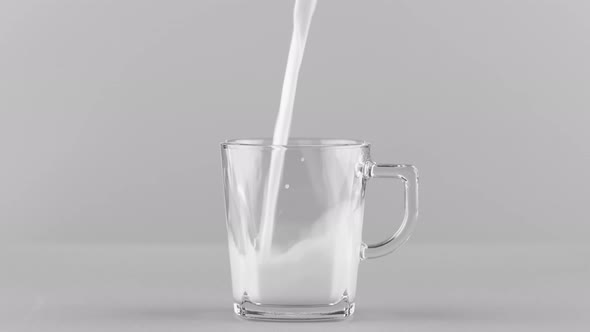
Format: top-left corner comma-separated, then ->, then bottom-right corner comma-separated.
361,162 -> 419,260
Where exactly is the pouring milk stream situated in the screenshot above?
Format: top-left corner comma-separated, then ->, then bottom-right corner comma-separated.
258,0 -> 318,256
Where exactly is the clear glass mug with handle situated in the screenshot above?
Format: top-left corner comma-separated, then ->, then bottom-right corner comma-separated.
221,139 -> 419,321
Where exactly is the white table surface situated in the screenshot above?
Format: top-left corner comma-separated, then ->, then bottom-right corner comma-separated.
1,243 -> 588,332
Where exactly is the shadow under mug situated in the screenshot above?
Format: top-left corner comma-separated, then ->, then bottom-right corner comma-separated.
221,138 -> 419,321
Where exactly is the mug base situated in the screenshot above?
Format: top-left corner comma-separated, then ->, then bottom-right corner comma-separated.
233,299 -> 355,321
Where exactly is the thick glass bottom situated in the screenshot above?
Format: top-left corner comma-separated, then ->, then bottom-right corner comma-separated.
233,297 -> 355,321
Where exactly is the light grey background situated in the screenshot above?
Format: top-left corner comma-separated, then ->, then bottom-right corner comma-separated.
1,1 -> 590,331
1,0 -> 589,246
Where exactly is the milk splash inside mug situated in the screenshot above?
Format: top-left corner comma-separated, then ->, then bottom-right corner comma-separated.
221,139 -> 419,320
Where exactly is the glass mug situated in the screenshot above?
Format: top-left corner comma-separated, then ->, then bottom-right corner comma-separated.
221,139 -> 419,321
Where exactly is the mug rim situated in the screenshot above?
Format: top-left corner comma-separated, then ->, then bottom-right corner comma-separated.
221,138 -> 370,149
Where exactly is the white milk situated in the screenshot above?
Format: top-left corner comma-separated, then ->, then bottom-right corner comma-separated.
229,0 -> 362,304
258,0 -> 318,256
230,205 -> 363,304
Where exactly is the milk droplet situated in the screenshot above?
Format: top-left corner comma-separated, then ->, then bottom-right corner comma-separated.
284,184 -> 290,189
300,157 -> 305,162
